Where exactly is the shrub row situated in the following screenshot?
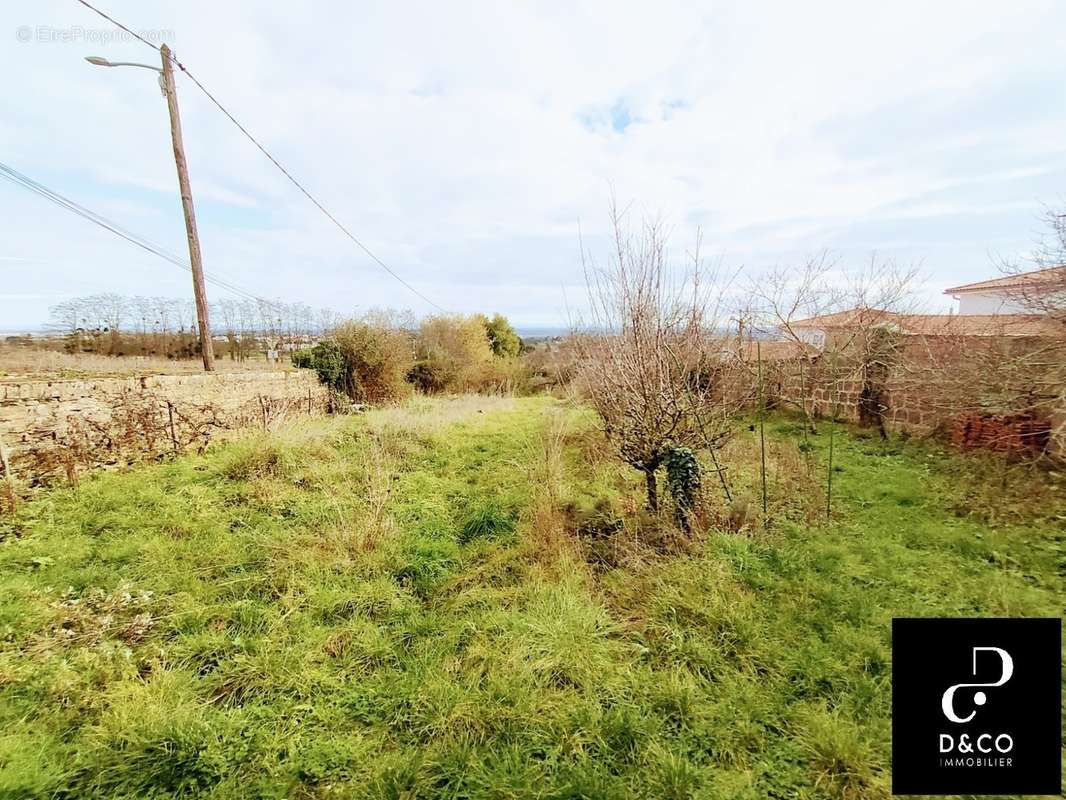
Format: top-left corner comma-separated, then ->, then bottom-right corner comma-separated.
294,312 -> 534,403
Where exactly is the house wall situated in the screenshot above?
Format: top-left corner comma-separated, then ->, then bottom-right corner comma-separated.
955,291 -> 1032,315
794,328 -> 826,347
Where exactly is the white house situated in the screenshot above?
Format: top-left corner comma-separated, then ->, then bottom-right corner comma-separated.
944,266 -> 1066,315
783,267 -> 1063,349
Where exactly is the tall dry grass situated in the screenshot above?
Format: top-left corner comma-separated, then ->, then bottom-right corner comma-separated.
0,345 -> 287,379
524,407 -> 572,557
365,394 -> 516,438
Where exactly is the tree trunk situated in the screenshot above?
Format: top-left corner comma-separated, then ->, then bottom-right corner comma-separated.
675,505 -> 690,533
644,468 -> 659,512
859,373 -> 888,439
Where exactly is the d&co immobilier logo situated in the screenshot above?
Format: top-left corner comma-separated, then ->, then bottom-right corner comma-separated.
892,617 -> 1060,796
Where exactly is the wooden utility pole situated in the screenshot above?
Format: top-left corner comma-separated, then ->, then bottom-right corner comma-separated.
757,340 -> 768,519
160,44 -> 214,371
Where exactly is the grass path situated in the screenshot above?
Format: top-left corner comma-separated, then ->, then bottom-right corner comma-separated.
0,396 -> 1061,799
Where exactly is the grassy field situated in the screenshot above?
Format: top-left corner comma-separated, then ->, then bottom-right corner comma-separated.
0,344 -> 289,380
0,395 -> 1061,799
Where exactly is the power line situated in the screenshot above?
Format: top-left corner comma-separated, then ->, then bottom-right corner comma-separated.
74,0 -> 161,51
0,161 -> 268,305
74,0 -> 447,314
169,62 -> 447,313
0,161 -> 283,310
0,161 -> 252,301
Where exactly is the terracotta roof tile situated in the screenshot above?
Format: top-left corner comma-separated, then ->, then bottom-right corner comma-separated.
790,308 -> 1060,337
943,265 -> 1066,294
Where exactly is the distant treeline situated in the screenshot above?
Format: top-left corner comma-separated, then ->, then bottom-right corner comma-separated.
42,297 -> 556,395
48,295 -> 346,361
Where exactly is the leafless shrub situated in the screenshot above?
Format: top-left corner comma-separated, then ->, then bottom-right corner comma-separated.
872,210 -> 1066,458
992,207 -> 1066,453
890,318 -> 1063,459
360,435 -> 397,552
996,206 -> 1066,328
573,203 -> 743,512
752,256 -> 921,438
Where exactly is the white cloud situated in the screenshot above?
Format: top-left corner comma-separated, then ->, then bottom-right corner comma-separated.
2,0 -> 1065,329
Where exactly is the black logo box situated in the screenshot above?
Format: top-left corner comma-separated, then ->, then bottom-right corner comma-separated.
892,617 -> 1061,796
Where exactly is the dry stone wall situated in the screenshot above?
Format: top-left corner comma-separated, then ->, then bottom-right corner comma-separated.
0,371 -> 329,484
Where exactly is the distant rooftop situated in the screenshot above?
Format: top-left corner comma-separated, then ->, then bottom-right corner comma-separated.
790,308 -> 1059,337
943,265 -> 1066,295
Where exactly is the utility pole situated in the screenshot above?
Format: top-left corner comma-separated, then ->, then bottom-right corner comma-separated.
160,44 -> 214,371
757,340 -> 768,520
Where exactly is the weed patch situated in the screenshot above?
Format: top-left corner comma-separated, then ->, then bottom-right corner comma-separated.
0,397 -> 1060,798
459,501 -> 518,544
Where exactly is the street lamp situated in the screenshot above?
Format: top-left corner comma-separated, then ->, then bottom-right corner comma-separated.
85,56 -> 165,95
84,45 -> 216,371
85,55 -> 154,69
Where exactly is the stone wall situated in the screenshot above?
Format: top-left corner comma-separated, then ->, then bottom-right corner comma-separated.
779,372 -> 944,433
0,371 -> 329,484
765,335 -> 1064,459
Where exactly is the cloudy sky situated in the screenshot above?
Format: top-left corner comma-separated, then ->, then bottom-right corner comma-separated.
3,0 -> 1065,330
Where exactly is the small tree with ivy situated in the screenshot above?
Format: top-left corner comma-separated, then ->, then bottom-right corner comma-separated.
575,203 -> 741,513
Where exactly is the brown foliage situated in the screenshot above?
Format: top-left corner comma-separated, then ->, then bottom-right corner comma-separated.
330,316 -> 415,404
409,314 -> 491,393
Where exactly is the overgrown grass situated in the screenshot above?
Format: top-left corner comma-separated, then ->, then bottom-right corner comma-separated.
0,344 -> 287,379
0,396 -> 1061,799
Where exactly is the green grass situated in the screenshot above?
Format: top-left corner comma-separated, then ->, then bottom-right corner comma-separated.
0,395 -> 1061,799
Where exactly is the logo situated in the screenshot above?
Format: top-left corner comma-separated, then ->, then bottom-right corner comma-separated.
892,618 -> 1060,795
941,646 -> 1013,723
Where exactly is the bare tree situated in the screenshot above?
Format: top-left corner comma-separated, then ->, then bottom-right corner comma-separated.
48,299 -> 81,334
575,204 -> 741,512
930,207 -> 1066,456
1005,206 -> 1066,328
828,260 -> 922,437
751,255 -> 920,436
215,299 -> 239,361
97,294 -> 127,355
45,293 -> 338,362
749,252 -> 839,432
